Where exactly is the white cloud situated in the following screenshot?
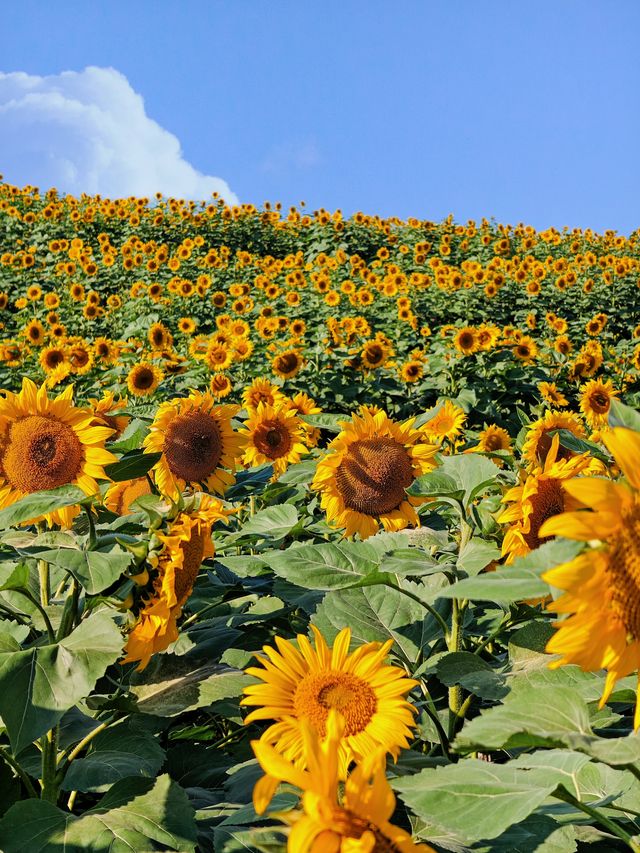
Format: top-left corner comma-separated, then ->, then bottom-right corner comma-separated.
0,66 -> 238,203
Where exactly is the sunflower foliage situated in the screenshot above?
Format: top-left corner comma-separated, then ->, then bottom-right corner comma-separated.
1,187 -> 640,851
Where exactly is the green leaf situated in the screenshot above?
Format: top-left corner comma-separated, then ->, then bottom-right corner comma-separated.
393,759 -> 563,843
0,485 -> 87,528
410,454 -> 500,506
0,561 -> 29,592
0,773 -> 196,852
237,504 -> 300,540
262,540 -> 384,590
0,611 -> 123,752
130,656 -> 251,716
36,546 -> 133,594
103,451 -> 161,482
457,537 -> 501,576
108,418 -> 149,453
299,412 -> 345,433
435,652 -> 507,701
609,398 -> 640,432
62,720 -> 165,792
436,539 -> 583,604
454,685 -> 592,753
406,470 -> 463,501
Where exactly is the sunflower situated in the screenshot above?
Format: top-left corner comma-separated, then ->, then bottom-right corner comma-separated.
0,378 -> 116,528
105,476 -> 153,515
209,373 -> 233,400
422,400 -> 466,442
68,341 -> 95,375
22,319 -> 46,347
521,410 -> 586,469
242,377 -> 285,411
272,349 -> 304,380
240,402 -> 308,476
466,424 -> 512,462
94,337 -> 119,365
538,428 -> 640,727
361,339 -> 391,370
243,626 -> 418,771
453,326 -> 478,355
127,362 -> 163,397
252,711 -> 432,852
512,335 -> 538,363
178,317 -> 196,335
400,359 -> 424,383
498,433 -> 593,563
538,381 -> 569,407
39,345 -> 68,375
88,391 -> 130,439
148,322 -> 173,350
144,391 -> 243,499
205,341 -> 234,372
580,378 -> 618,428
122,495 -> 229,670
312,407 -> 438,539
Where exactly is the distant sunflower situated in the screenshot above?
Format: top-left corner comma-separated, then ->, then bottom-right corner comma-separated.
243,626 -> 418,771
521,410 -> 586,469
361,340 -> 391,370
88,391 -> 130,439
127,362 -> 163,397
148,322 -> 173,350
272,348 -> 304,380
422,400 -> 466,442
312,407 -> 437,538
122,495 -> 229,669
68,341 -> 94,375
209,373 -> 233,400
499,433 -> 592,562
0,378 -> 115,527
466,424 -> 512,464
205,341 -> 234,372
39,345 -> 68,375
242,377 -> 285,411
512,335 -> 538,363
240,402 -> 308,476
22,319 -> 46,347
538,381 -> 569,407
453,326 -> 478,355
540,428 -> 640,728
580,378 -> 618,428
251,711 -> 432,852
144,391 -> 243,498
400,359 -> 424,383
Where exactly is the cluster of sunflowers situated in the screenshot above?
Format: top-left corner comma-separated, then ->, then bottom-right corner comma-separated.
3,181 -> 640,850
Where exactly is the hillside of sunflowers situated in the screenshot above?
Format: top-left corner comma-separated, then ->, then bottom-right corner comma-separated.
1,179 -> 640,852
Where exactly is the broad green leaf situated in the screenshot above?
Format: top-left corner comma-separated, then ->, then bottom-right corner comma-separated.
262,540 -> 384,590
299,412 -> 345,432
436,539 -> 583,604
435,652 -> 507,700
0,485 -> 87,528
130,656 -> 251,716
470,814 -> 577,853
0,611 -> 123,752
312,579 -> 448,661
454,685 -> 592,753
457,537 -> 500,576
380,548 -> 441,577
406,470 -> 463,501
103,450 -> 161,482
393,759 -> 563,843
0,774 -> 196,852
609,398 -> 640,432
62,719 -> 165,792
410,454 -> 500,506
36,546 -> 133,594
108,418 -> 149,453
0,561 -> 29,592
237,504 -> 300,540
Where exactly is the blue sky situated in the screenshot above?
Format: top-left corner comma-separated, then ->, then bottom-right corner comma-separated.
1,0 -> 638,232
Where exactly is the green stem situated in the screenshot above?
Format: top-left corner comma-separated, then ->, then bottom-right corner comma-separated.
14,590 -> 55,643
57,720 -> 109,771
67,789 -> 78,812
448,518 -> 473,719
554,787 -> 640,851
40,727 -> 59,804
56,579 -> 79,641
0,744 -> 38,798
38,558 -> 50,607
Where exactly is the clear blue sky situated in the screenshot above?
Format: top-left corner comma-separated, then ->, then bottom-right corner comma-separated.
2,0 -> 639,233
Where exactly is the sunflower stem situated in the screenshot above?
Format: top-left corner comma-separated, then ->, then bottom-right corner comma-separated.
15,589 -> 55,643
553,786 -> 640,850
40,727 -> 59,804
38,558 -> 50,607
0,744 -> 38,798
447,519 -> 473,721
57,578 -> 79,641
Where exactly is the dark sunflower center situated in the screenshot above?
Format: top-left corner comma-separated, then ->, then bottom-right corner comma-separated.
4,415 -> 84,493
335,437 -> 414,516
522,478 -> 565,550
293,671 -> 377,737
164,411 -> 224,482
459,333 -> 474,348
173,528 -> 206,606
133,368 -> 154,389
253,420 -> 292,459
607,505 -> 640,640
45,350 -> 65,368
590,392 -> 609,413
276,353 -> 299,373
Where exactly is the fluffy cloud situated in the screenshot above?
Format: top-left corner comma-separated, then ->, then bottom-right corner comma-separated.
0,66 -> 238,203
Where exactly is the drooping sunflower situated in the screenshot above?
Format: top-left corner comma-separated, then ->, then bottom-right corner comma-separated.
540,428 -> 640,728
87,391 -> 130,439
243,626 -> 418,771
498,433 -> 593,563
144,390 -> 243,499
148,322 -> 173,350
242,377 -> 285,412
251,711 -> 432,852
579,378 -> 618,429
422,400 -> 466,443
0,378 -> 116,527
127,362 -> 164,398
240,402 -> 308,476
209,373 -> 233,399
312,407 -> 438,538
521,410 -> 586,469
122,495 -> 229,670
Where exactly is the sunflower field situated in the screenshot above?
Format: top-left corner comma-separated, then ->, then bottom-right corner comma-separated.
2,181 -> 640,851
